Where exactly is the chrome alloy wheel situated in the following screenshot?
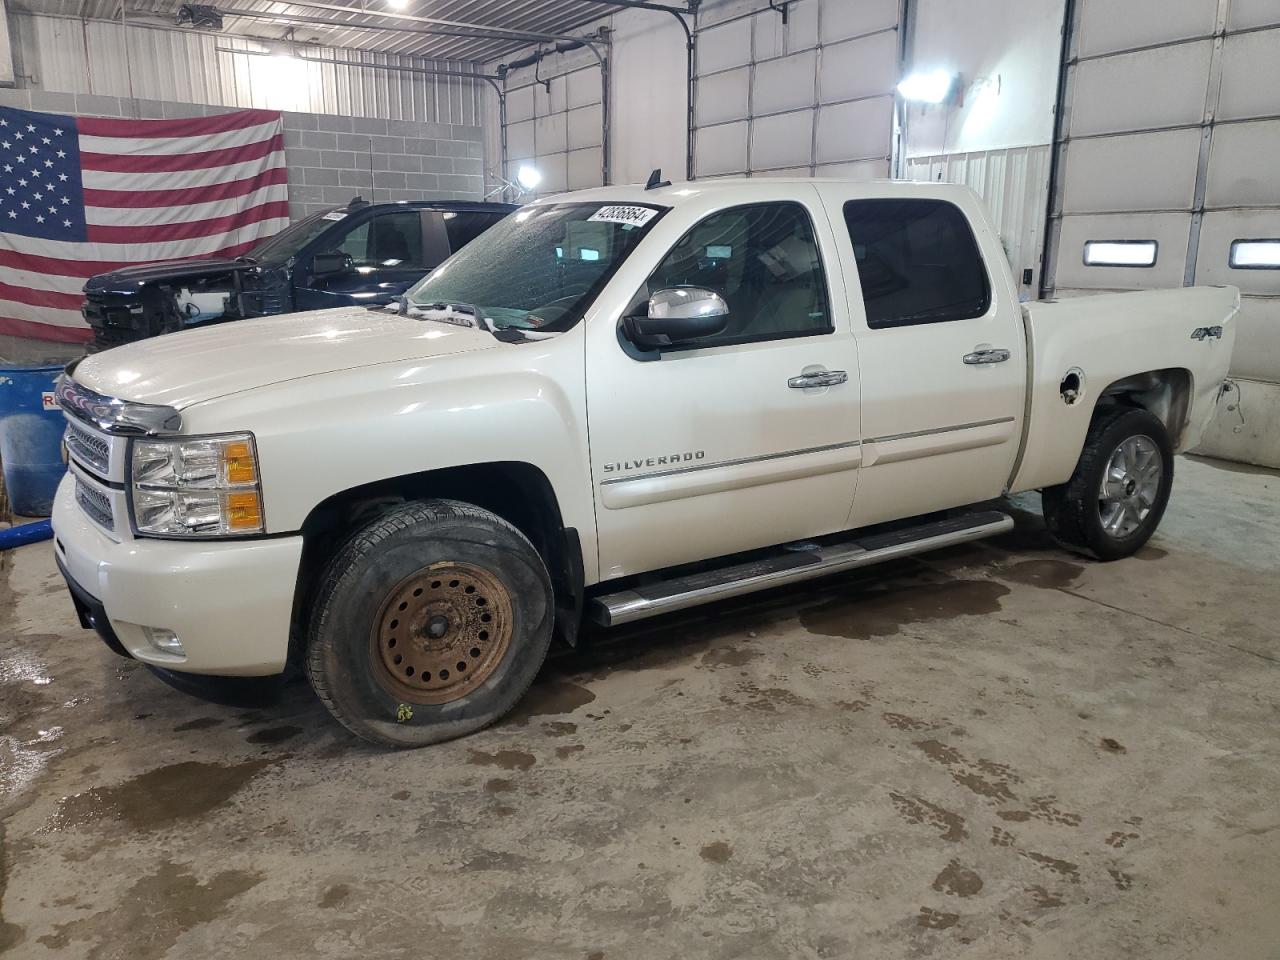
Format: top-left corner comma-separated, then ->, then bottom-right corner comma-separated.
1097,434 -> 1162,539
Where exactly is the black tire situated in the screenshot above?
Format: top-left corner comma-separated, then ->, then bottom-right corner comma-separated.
306,499 -> 553,747
1041,406 -> 1174,561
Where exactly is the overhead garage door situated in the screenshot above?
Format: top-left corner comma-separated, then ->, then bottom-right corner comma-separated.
693,0 -> 901,179
503,58 -> 606,194
1042,0 -> 1280,465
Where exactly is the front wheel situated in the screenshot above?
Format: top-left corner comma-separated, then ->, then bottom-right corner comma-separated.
1041,406 -> 1173,561
306,499 -> 553,747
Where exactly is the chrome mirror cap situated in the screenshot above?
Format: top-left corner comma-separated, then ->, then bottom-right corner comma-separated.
648,287 -> 730,322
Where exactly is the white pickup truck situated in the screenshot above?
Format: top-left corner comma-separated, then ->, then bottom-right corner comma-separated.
51,179 -> 1238,746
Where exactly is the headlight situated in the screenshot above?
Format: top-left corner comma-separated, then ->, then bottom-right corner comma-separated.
129,433 -> 264,537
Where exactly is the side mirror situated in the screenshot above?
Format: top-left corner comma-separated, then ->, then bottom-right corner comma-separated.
311,252 -> 353,277
623,287 -> 729,348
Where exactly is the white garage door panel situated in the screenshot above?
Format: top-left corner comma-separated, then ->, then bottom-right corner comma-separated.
1205,121 -> 1280,208
507,120 -> 535,161
1061,129 -> 1201,213
536,152 -> 568,194
567,104 -> 603,151
1054,212 -> 1191,290
697,68 -> 750,126
755,0 -> 818,57
1196,210 -> 1280,295
1217,28 -> 1280,121
1229,0 -> 1280,30
533,76 -> 568,117
815,96 -> 893,163
817,158 -> 890,180
697,18 -> 753,74
819,0 -> 898,42
756,166 -> 813,178
507,86 -> 535,125
535,111 -> 568,155
1221,297 -> 1280,382
1076,0 -> 1217,58
696,120 -> 748,177
751,110 -> 813,170
819,32 -> 898,103
567,147 -> 603,190
1070,42 -> 1213,136
753,51 -> 817,115
566,70 -> 598,111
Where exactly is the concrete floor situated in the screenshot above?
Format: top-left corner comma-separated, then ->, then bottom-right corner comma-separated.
1,454 -> 1278,960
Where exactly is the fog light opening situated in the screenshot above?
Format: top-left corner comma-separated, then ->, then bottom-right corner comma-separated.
145,627 -> 186,657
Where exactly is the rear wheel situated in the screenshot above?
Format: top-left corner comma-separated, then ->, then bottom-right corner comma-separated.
1041,406 -> 1173,560
306,499 -> 553,747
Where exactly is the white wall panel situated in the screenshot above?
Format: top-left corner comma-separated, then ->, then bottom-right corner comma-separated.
750,110 -> 813,170
1195,210 -> 1280,295
506,86 -> 536,124
507,120 -> 535,161
535,111 -> 568,155
815,96 -> 894,163
567,147 -> 604,190
752,50 -> 816,115
567,103 -> 603,150
1069,42 -> 1212,136
818,33 -> 898,102
1217,28 -> 1280,121
1076,0 -> 1216,57
698,18 -> 754,74
1205,121 -> 1280,208
1060,129 -> 1201,213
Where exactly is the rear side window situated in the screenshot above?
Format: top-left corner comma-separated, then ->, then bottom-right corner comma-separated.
843,199 -> 990,329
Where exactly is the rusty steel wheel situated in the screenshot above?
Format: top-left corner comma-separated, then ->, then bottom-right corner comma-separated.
368,561 -> 514,704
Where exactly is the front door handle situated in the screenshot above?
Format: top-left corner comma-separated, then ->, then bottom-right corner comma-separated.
788,370 -> 848,389
963,347 -> 1011,365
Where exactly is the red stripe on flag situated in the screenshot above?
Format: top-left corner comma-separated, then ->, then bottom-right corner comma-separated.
80,134 -> 285,174
83,166 -> 289,208
85,201 -> 290,244
0,281 -> 82,310
0,238 -> 263,280
0,315 -> 91,343
76,109 -> 282,139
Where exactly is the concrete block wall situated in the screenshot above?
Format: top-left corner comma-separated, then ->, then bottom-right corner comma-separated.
0,88 -> 486,223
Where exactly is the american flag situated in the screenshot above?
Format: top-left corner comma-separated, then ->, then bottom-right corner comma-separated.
0,105 -> 289,343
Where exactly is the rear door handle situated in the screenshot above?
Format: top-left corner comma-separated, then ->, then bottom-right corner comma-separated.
788,370 -> 848,389
963,347 -> 1011,365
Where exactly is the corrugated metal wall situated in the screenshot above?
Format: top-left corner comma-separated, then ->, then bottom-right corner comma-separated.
11,12 -> 487,124
906,145 -> 1052,299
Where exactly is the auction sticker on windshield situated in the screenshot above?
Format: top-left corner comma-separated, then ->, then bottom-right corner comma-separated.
588,205 -> 659,227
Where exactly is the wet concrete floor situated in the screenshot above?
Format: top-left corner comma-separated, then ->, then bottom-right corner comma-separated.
1,455 -> 1278,959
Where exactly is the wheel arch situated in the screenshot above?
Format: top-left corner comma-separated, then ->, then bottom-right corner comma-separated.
289,461 -> 584,661
1095,367 -> 1194,448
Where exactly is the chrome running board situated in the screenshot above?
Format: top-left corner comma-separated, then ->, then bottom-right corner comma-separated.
587,510 -> 1013,627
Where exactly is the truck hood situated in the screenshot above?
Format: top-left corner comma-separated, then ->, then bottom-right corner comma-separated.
70,306 -> 498,409
83,257 -> 258,293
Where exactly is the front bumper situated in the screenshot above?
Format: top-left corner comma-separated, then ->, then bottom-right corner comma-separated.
51,475 -> 304,676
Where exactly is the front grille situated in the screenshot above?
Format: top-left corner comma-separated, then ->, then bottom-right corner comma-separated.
75,477 -> 114,531
65,420 -> 110,476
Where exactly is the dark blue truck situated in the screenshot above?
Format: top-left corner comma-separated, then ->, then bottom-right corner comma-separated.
81,197 -> 516,351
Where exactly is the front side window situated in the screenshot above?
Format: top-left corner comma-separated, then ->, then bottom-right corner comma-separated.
844,199 -> 990,329
644,202 -> 832,349
246,211 -> 342,264
407,203 -> 664,332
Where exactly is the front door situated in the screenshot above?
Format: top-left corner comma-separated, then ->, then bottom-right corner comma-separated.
586,196 -> 862,580
813,185 -> 1028,529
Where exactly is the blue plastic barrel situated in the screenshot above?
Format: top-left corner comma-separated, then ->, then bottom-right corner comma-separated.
0,364 -> 67,517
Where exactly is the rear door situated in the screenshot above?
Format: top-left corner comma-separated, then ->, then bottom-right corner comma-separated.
813,185 -> 1027,528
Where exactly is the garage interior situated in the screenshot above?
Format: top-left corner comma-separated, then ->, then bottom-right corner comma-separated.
1,0 -> 1279,957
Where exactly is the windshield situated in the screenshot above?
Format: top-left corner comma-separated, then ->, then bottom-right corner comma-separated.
247,210 -> 345,264
406,202 -> 664,331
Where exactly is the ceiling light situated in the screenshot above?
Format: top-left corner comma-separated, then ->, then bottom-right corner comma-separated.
897,69 -> 958,104
517,164 -> 542,190
387,0 -> 409,9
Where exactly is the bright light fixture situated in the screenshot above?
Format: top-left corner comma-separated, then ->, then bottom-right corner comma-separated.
387,0 -> 409,9
897,69 -> 957,104
517,164 -> 543,190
